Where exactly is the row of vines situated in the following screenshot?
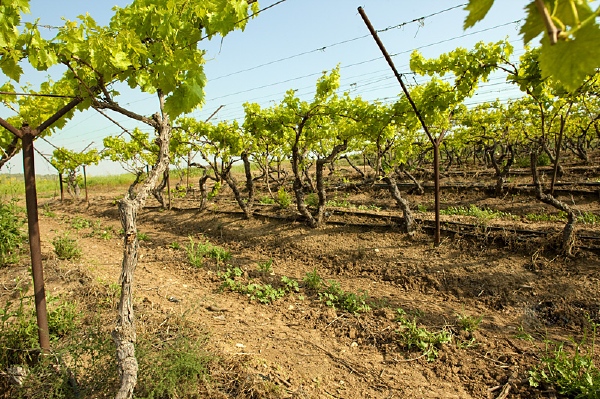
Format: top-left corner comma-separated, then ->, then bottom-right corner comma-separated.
94,43 -> 599,254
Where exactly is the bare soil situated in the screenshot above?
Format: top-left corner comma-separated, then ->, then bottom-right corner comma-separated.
2,171 -> 600,398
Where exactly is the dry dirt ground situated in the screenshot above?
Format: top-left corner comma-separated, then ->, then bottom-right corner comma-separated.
2,176 -> 600,398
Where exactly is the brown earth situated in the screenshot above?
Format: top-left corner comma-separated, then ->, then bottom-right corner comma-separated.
2,171 -> 600,398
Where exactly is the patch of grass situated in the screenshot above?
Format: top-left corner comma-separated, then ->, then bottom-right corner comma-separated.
441,204 -> 517,221
0,174 -> 59,198
529,321 -> 600,398
276,186 -> 291,209
259,196 -> 275,205
395,309 -> 452,361
357,204 -> 382,212
136,336 -> 213,399
524,210 -> 599,225
52,232 -> 82,260
86,173 -> 138,189
0,199 -> 26,266
416,204 -> 428,213
525,212 -> 566,223
0,289 -> 79,368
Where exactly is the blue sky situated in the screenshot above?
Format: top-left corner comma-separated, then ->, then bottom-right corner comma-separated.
2,0 -> 531,176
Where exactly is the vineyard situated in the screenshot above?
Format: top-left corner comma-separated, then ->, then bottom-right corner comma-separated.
1,0 -> 600,398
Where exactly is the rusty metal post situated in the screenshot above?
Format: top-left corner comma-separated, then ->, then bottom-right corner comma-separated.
83,165 -> 89,203
358,6 -> 442,245
166,168 -> 171,210
59,172 -> 64,201
21,126 -> 51,352
433,142 -> 441,246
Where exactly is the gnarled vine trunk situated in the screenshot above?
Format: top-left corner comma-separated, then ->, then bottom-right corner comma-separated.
112,102 -> 171,399
384,175 -> 415,236
487,143 -> 514,197
530,151 -> 576,255
151,169 -> 169,208
0,136 -> 20,170
314,141 -> 347,224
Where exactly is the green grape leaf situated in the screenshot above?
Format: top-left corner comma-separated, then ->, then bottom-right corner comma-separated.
0,53 -> 24,81
553,0 -> 593,28
463,0 -> 495,29
538,22 -> 600,92
520,1 -> 546,44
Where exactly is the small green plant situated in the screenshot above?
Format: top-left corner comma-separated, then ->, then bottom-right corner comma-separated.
578,211 -> 599,225
281,275 -> 299,292
395,309 -> 452,361
85,221 -> 114,240
276,186 -> 291,209
209,245 -> 232,264
303,268 -> 323,291
169,242 -> 182,250
257,259 -> 273,274
326,198 -> 351,208
456,311 -> 483,332
137,231 -> 150,241
529,322 -> 600,398
186,237 -> 207,268
207,181 -> 221,200
246,283 -> 287,304
40,203 -> 56,218
52,232 -> 82,260
537,153 -> 551,166
71,216 -> 92,230
305,193 -> 318,207
219,267 -> 299,304
416,204 -> 428,213
186,236 -> 231,268
0,199 -> 26,266
516,325 -> 534,341
357,204 -> 382,211
319,280 -> 371,313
